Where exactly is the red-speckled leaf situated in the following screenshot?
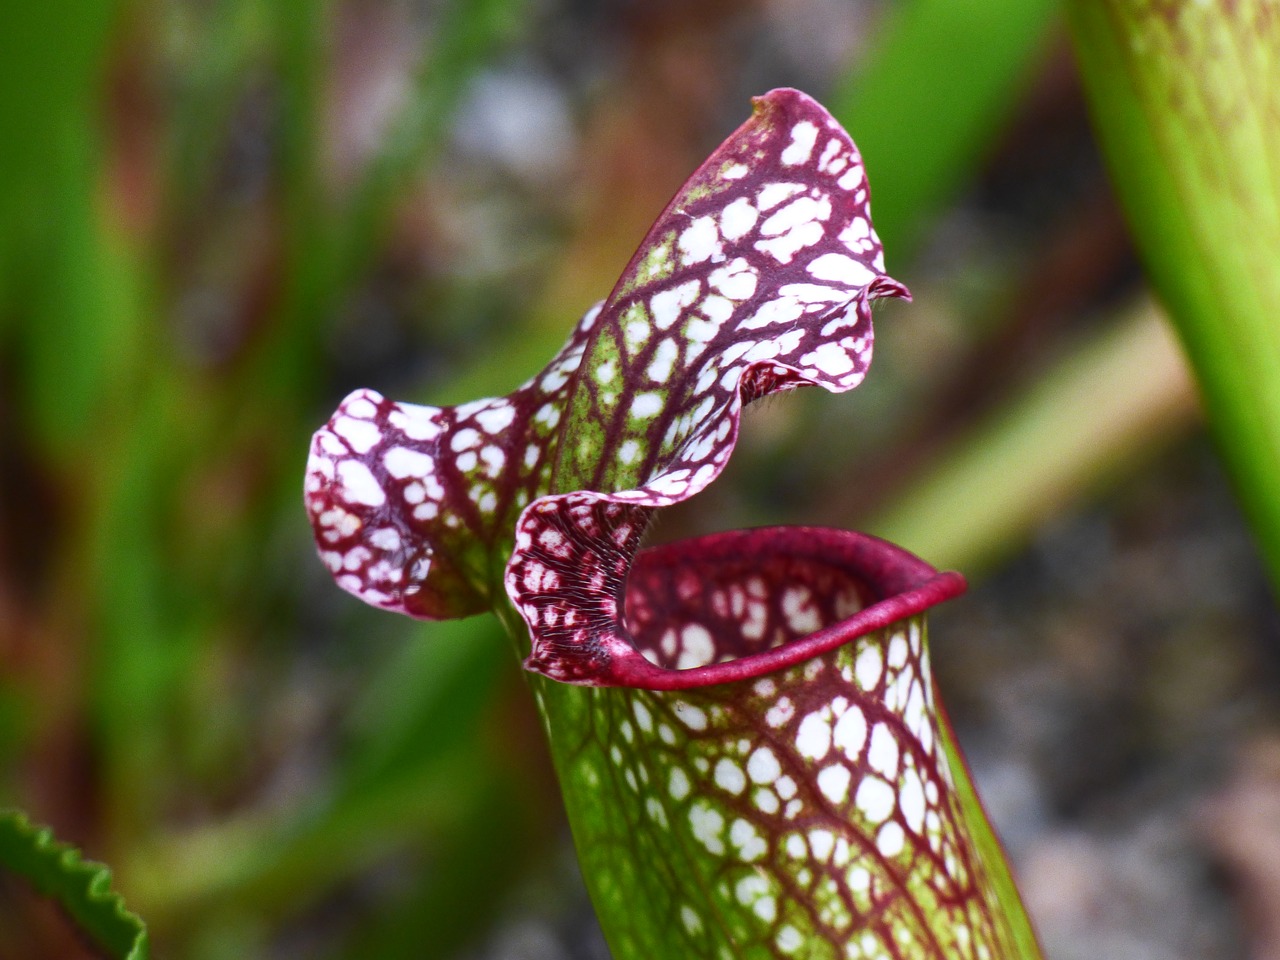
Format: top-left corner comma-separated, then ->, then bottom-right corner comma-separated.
305,87 -> 1041,960
508,89 -> 906,684
304,306 -> 600,617
305,88 -> 904,635
553,88 -> 905,495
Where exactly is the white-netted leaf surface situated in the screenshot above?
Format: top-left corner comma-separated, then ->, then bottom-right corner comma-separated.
304,89 -> 1041,960
537,528 -> 1029,959
507,88 -> 907,684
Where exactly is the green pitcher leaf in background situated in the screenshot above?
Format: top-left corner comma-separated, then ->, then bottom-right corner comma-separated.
1067,0 -> 1280,591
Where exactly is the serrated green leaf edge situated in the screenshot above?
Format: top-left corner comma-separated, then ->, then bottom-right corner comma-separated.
0,809 -> 149,960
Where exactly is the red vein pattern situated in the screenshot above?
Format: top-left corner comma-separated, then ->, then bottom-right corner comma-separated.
305,306 -> 599,618
540,528 -> 1024,958
508,88 -> 907,684
305,89 -> 908,686
305,87 -> 1040,959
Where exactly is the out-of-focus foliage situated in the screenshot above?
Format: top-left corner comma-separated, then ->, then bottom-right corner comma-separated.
0,0 -> 1273,957
830,0 -> 1058,256
1067,0 -> 1280,590
0,812 -> 148,959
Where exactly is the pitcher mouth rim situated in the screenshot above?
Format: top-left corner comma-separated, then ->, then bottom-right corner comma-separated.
581,525 -> 966,691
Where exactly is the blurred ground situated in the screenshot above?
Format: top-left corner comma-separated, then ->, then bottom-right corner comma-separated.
940,444 -> 1277,960
1,1 -> 1278,957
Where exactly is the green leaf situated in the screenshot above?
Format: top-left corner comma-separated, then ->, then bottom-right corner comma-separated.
0,810 -> 149,960
1066,0 -> 1280,589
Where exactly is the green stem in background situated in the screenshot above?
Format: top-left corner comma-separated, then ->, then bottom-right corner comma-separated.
123,616 -> 513,926
865,299 -> 1199,574
1065,0 -> 1280,590
829,0 -> 1058,257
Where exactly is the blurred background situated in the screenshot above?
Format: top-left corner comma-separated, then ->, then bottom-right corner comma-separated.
1,0 -> 1278,957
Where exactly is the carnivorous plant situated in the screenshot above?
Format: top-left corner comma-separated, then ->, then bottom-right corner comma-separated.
306,88 -> 1040,959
